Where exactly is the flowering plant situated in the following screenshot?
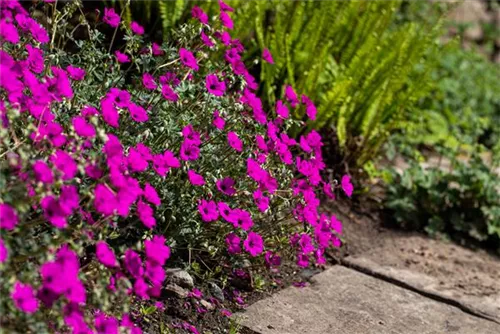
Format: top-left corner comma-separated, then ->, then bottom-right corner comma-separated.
0,0 -> 352,332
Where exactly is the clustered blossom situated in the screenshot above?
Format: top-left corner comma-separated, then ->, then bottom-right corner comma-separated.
0,0 -> 354,332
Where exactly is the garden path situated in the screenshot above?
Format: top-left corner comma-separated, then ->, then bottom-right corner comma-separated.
235,207 -> 500,334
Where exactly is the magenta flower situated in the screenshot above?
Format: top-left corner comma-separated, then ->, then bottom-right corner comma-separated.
28,18 -> 50,43
11,282 -> 39,314
66,65 -> 86,81
201,31 -> 214,47
215,31 -> 231,45
103,8 -> 120,28
134,277 -> 149,300
330,215 -> 343,235
51,150 -> 77,180
0,20 -> 19,44
217,202 -> 233,222
94,184 -> 117,216
262,48 -> 274,64
145,235 -> 170,266
142,73 -> 157,90
179,48 -> 199,71
227,131 -> 243,152
0,204 -> 18,230
50,67 -> 74,99
182,124 -> 201,145
219,0 -> 234,12
152,42 -> 164,56
124,249 -> 144,278
219,11 -> 234,30
276,100 -> 289,119
302,95 -> 317,120
96,241 -> 118,268
244,232 -> 264,257
161,84 -> 178,102
284,85 -> 299,107
145,261 -> 166,286
33,160 -> 53,184
131,21 -> 144,35
216,177 -> 236,196
225,233 -> 241,254
72,116 -> 95,138
40,196 -> 68,228
198,199 -> 219,222
187,170 -> 205,186
143,183 -> 161,206
26,44 -> 44,73
128,103 -> 148,122
213,110 -> 225,129
229,209 -> 254,231
297,253 -> 309,268
191,6 -> 208,24
180,142 -> 200,161
0,238 -> 7,263
323,182 -> 335,200
115,51 -> 130,63
205,74 -> 226,96
265,251 -> 281,268
341,175 -> 353,198
137,200 -> 156,229
253,190 -> 269,212
101,97 -> 119,128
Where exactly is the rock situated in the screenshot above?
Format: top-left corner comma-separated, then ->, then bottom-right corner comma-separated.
200,299 -> 215,311
300,268 -> 321,280
448,0 -> 491,41
209,282 -> 225,302
163,284 -> 188,299
166,268 -> 194,289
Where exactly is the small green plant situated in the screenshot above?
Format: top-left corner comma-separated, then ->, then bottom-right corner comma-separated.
384,152 -> 500,251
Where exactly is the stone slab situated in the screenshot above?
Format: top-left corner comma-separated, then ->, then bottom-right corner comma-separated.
342,256 -> 500,324
236,266 -> 500,334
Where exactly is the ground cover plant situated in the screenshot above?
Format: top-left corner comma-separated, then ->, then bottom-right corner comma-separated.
0,0 -> 352,332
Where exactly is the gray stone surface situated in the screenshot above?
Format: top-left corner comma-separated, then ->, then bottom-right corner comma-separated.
165,268 -> 194,289
236,266 -> 500,334
343,256 -> 500,324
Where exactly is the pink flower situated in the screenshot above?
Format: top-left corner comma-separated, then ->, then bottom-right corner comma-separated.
323,182 -> 335,200
191,6 -> 208,24
284,85 -> 299,107
253,190 -> 269,212
219,1 -> 234,12
216,177 -> 236,196
28,18 -> 50,44
33,160 -> 53,184
276,100 -> 289,119
152,42 -> 164,56
125,249 -> 144,278
40,196 -> 68,228
26,44 -> 44,73
221,309 -> 232,317
228,209 -> 253,231
94,184 -> 117,216
180,142 -> 200,161
142,73 -> 157,90
219,11 -> 233,30
189,288 -> 202,299
341,175 -> 353,198
201,31 -> 214,47
198,199 -> 219,222
66,65 -> 86,80
0,204 -> 18,230
143,183 -> 161,206
131,21 -> 144,35
179,48 -> 199,71
225,233 -> 241,254
0,238 -> 7,263
265,251 -> 281,268
205,74 -> 226,96
95,314 -> 119,334
187,170 -> 205,186
115,51 -> 130,63
244,232 -> 264,257
11,282 -> 39,314
145,235 -> 170,266
302,95 -> 317,120
101,97 -> 119,127
0,20 -> 19,44
182,124 -> 201,145
103,8 -> 120,28
128,103 -> 148,122
227,131 -> 243,152
213,110 -> 225,129
51,150 -> 77,180
134,277 -> 149,300
262,48 -> 274,64
96,241 -> 118,268
217,202 -> 233,222
137,200 -> 156,229
161,85 -> 178,102
50,67 -> 74,99
72,116 -> 96,138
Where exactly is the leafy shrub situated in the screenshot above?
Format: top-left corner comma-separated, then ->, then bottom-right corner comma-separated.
0,1 -> 352,332
384,153 -> 500,251
403,44 -> 500,156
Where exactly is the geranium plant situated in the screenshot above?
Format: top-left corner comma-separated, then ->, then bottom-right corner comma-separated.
0,0 -> 353,332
